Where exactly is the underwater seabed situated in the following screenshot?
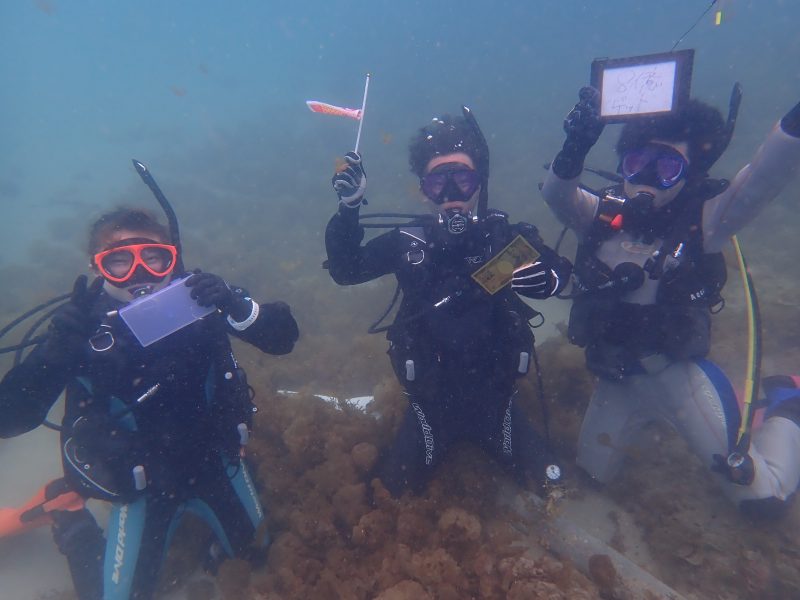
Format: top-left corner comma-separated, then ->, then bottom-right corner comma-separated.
228,332 -> 800,600
3,342 -> 797,599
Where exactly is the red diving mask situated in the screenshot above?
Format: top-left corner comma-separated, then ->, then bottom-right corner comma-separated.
94,242 -> 177,283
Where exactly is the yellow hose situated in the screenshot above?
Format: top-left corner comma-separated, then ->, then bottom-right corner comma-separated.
731,235 -> 760,446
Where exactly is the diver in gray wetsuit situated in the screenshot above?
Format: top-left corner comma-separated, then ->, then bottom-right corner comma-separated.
541,86 -> 800,516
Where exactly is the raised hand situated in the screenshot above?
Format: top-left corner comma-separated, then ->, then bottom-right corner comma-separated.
332,151 -> 367,207
43,275 -> 103,365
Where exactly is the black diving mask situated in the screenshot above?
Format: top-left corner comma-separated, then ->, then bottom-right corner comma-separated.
421,163 -> 481,204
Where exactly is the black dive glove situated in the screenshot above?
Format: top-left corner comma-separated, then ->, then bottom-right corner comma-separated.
781,99 -> 800,138
332,151 -> 366,208
551,86 -> 605,179
185,272 -> 252,321
43,275 -> 103,366
513,261 -> 558,298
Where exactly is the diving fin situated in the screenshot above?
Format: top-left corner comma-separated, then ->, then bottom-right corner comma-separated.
0,479 -> 85,539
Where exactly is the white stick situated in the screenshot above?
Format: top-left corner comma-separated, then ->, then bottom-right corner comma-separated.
354,73 -> 371,154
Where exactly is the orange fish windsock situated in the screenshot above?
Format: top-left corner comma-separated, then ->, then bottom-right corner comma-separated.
306,100 -> 362,120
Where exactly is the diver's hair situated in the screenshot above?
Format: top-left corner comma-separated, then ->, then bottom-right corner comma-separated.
88,207 -> 171,255
408,114 -> 487,178
615,99 -> 727,178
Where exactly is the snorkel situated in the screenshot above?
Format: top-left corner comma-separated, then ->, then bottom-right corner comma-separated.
460,105 -> 490,220
132,159 -> 184,275
710,82 -> 743,172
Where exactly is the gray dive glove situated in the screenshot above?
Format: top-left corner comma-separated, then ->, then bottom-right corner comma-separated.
332,151 -> 366,208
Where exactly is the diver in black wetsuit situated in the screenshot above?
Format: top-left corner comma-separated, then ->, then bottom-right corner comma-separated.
325,108 -> 571,497
0,207 -> 299,600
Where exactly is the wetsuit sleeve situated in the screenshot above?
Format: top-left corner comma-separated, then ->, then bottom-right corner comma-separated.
0,345 -> 70,437
702,124 -> 800,253
540,167 -> 600,237
227,297 -> 299,355
325,206 -> 399,284
514,223 -> 572,298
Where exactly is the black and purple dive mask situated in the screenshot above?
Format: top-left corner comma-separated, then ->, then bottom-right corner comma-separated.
420,163 -> 481,204
620,144 -> 688,190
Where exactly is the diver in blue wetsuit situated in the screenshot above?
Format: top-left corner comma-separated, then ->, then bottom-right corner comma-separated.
0,207 -> 299,600
325,108 -> 571,497
541,86 -> 800,517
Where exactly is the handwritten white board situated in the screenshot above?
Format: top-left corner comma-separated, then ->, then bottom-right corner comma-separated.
600,60 -> 677,118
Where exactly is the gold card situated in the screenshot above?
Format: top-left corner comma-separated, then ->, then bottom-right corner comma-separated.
471,235 -> 541,294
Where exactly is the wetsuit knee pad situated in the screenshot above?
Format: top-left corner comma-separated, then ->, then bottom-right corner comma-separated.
739,495 -> 793,521
203,536 -> 269,574
52,509 -> 105,600
375,449 -> 429,498
51,508 -> 104,556
243,543 -> 269,569
693,359 -> 741,451
374,420 -> 436,498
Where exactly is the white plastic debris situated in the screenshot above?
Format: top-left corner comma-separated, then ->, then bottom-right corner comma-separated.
276,390 -> 375,413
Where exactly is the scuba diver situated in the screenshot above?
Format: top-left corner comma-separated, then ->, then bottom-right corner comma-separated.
325,107 -> 572,497
0,188 -> 299,597
541,85 -> 800,516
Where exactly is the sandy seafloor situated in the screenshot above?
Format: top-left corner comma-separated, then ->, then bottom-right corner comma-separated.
2,1 -> 800,599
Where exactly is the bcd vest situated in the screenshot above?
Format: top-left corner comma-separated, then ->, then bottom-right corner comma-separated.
61,310 -> 253,502
387,211 -> 539,388
568,180 -> 729,375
